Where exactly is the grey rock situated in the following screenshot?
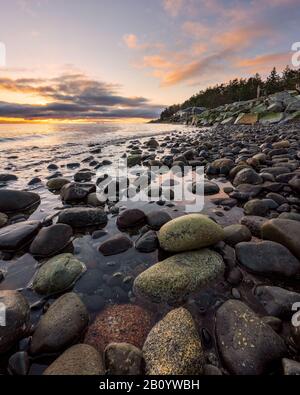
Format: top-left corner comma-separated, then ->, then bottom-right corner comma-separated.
58,207 -> 107,228
0,220 -> 41,252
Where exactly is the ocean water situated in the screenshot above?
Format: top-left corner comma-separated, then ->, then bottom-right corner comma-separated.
0,122 -> 185,150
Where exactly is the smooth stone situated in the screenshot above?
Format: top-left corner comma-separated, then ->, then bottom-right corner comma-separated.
158,214 -> 225,253
262,219 -> 300,259
146,210 -> 172,230
32,253 -> 86,296
116,209 -> 146,229
236,241 -> 300,277
279,212 -> 300,222
0,174 -> 18,182
143,308 -> 204,375
0,220 -> 41,252
0,190 -> 40,214
224,225 -> 252,246
29,224 -> 73,258
87,192 -> 106,207
216,300 -> 287,375
127,155 -> 142,167
84,304 -> 154,353
289,176 -> 300,193
0,291 -> 30,354
203,364 -> 223,375
74,172 -> 93,182
46,178 -> 70,191
28,177 -> 42,186
99,234 -> 133,256
30,293 -> 89,355
133,249 -> 225,304
244,199 -> 269,216
104,343 -> 143,375
255,286 -> 300,319
233,168 -> 263,187
236,183 -> 262,197
58,207 -> 107,228
44,344 -> 104,375
135,230 -> 158,253
261,316 -> 282,333
282,359 -> 300,375
60,182 -> 93,203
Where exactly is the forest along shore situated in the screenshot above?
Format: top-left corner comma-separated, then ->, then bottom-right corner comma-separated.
0,121 -> 300,375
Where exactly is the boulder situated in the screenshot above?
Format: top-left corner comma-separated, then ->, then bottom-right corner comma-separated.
0,221 -> 41,252
224,225 -> 252,246
46,178 -> 70,191
282,359 -> 300,375
58,207 -> 107,228
262,219 -> 300,259
143,308 -> 204,375
30,293 -> 89,354
236,241 -> 300,277
32,253 -> 86,296
116,209 -> 146,229
146,210 -> 172,230
0,190 -> 40,214
216,300 -> 287,375
30,224 -> 73,258
44,344 -> 104,375
233,168 -> 263,187
255,286 -> 300,319
158,214 -> 224,253
133,250 -> 225,304
0,291 -> 30,354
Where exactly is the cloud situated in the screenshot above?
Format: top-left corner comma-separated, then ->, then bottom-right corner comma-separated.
0,73 -> 163,120
182,21 -> 210,39
162,0 -> 184,17
236,52 -> 290,72
123,34 -> 139,49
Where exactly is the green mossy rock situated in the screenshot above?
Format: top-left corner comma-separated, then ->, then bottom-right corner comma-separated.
133,249 -> 225,304
158,214 -> 224,252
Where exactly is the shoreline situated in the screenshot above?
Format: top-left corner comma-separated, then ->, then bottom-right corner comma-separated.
0,121 -> 300,375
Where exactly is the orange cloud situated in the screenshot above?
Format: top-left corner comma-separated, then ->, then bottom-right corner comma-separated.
143,55 -> 174,69
163,0 -> 184,17
182,21 -> 210,38
236,52 -> 290,71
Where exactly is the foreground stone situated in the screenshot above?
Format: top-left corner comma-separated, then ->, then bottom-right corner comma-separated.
0,221 -> 41,252
224,225 -> 252,246
58,207 -> 108,228
30,293 -> 89,354
84,304 -> 153,352
216,300 -> 287,375
0,190 -> 40,214
0,291 -> 30,354
44,344 -> 104,375
134,250 -> 224,304
30,224 -> 73,258
282,359 -> 300,375
32,254 -> 86,296
236,241 -> 300,277
104,343 -> 144,375
116,209 -> 146,229
158,214 -> 224,252
255,286 -> 300,319
46,178 -> 70,191
262,219 -> 300,260
143,308 -> 204,375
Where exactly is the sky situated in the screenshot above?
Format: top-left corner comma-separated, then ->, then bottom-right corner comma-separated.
0,0 -> 299,123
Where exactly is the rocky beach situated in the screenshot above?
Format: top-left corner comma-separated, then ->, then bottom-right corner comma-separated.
0,118 -> 300,376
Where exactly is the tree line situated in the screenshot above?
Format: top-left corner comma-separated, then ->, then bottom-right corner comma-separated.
159,66 -> 300,121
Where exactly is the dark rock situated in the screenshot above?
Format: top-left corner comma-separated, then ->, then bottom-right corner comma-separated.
0,174 -> 18,182
99,234 -> 133,256
0,220 -> 41,252
282,358 -> 300,375
58,207 -> 107,228
117,209 -> 146,229
74,171 -> 93,183
8,351 -> 30,375
224,225 -> 252,246
135,230 -> 158,253
0,190 -> 40,214
30,293 -> 89,355
216,300 -> 287,375
233,168 -> 263,187
244,199 -> 269,216
60,182 -> 95,203
262,219 -> 300,259
240,215 -> 268,238
30,224 -> 73,258
146,210 -> 172,230
0,290 -> 30,354
236,241 -> 300,277
255,286 -> 300,318
28,177 -> 42,186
